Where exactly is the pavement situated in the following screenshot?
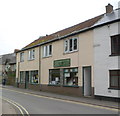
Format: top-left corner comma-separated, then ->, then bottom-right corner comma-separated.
0,85 -> 17,115
1,85 -> 119,114
2,100 -> 17,114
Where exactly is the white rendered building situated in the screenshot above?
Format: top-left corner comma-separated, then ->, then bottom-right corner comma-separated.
94,4 -> 120,99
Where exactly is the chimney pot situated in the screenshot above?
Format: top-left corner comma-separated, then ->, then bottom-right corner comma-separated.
106,3 -> 113,13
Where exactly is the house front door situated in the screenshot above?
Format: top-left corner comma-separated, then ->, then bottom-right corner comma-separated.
83,66 -> 92,96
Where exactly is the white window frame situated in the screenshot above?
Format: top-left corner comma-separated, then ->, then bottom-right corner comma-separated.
64,40 -> 69,53
48,45 -> 52,56
43,44 -> 52,57
28,49 -> 35,60
73,38 -> 78,51
64,37 -> 78,53
20,52 -> 24,62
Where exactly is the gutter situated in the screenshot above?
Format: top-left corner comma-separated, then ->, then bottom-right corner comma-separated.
17,18 -> 120,53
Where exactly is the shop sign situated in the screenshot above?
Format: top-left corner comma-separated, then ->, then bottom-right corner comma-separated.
54,59 -> 70,67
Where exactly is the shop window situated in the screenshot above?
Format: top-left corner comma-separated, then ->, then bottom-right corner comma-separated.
64,38 -> 78,53
30,70 -> 39,84
49,69 -> 60,85
64,68 -> 78,86
20,52 -> 24,62
43,45 -> 52,57
111,34 -> 120,55
109,70 -> 120,89
20,71 -> 25,83
28,49 -> 35,60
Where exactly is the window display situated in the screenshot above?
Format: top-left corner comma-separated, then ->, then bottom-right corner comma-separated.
30,70 -> 38,84
49,69 -> 60,85
49,67 -> 78,86
64,68 -> 78,86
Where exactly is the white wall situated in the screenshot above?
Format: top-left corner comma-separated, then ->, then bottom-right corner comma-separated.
94,22 -> 120,98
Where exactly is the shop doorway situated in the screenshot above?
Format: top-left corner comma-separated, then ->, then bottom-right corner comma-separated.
25,71 -> 29,89
83,66 -> 92,96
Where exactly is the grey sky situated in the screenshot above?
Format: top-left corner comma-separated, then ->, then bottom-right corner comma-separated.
0,0 -> 119,55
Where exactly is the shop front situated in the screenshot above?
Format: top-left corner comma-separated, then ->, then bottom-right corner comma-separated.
40,58 -> 83,96
49,67 -> 78,87
49,58 -> 78,86
19,70 -> 39,90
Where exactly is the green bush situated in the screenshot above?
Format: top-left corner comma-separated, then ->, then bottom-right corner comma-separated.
6,71 -> 16,85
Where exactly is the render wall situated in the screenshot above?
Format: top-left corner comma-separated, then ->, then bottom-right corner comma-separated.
16,47 -> 40,82
41,30 -> 94,87
94,22 -> 120,98
16,30 -> 94,96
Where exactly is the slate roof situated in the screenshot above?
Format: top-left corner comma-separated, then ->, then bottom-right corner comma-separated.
1,53 -> 16,65
21,14 -> 103,51
93,8 -> 120,27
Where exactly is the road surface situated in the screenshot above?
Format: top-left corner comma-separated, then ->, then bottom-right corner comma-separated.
1,87 -> 119,115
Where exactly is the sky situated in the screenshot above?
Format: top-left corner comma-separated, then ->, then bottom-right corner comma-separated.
0,0 -> 119,55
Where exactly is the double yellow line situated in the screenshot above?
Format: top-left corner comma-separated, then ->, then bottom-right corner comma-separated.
0,96 -> 29,116
1,87 -> 120,113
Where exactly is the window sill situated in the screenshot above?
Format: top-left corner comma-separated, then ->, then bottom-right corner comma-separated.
108,88 -> 120,90
20,61 -> 24,62
42,55 -> 52,59
63,50 -> 78,55
48,84 -> 61,87
28,59 -> 35,61
63,85 -> 79,88
109,54 -> 120,57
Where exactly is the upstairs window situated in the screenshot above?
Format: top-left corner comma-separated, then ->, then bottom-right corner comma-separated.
109,70 -> 120,89
28,49 -> 35,60
64,40 -> 69,52
20,52 -> 24,62
43,45 -> 52,57
64,38 -> 78,53
111,34 -> 120,55
74,38 -> 78,50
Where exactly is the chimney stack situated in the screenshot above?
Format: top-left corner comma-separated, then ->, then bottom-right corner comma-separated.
14,49 -> 20,53
106,3 -> 113,13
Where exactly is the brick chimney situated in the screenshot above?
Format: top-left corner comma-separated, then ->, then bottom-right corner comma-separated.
106,3 -> 113,13
14,49 -> 20,53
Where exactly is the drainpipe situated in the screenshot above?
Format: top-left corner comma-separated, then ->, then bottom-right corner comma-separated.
39,46 -> 42,91
17,61 -> 20,88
